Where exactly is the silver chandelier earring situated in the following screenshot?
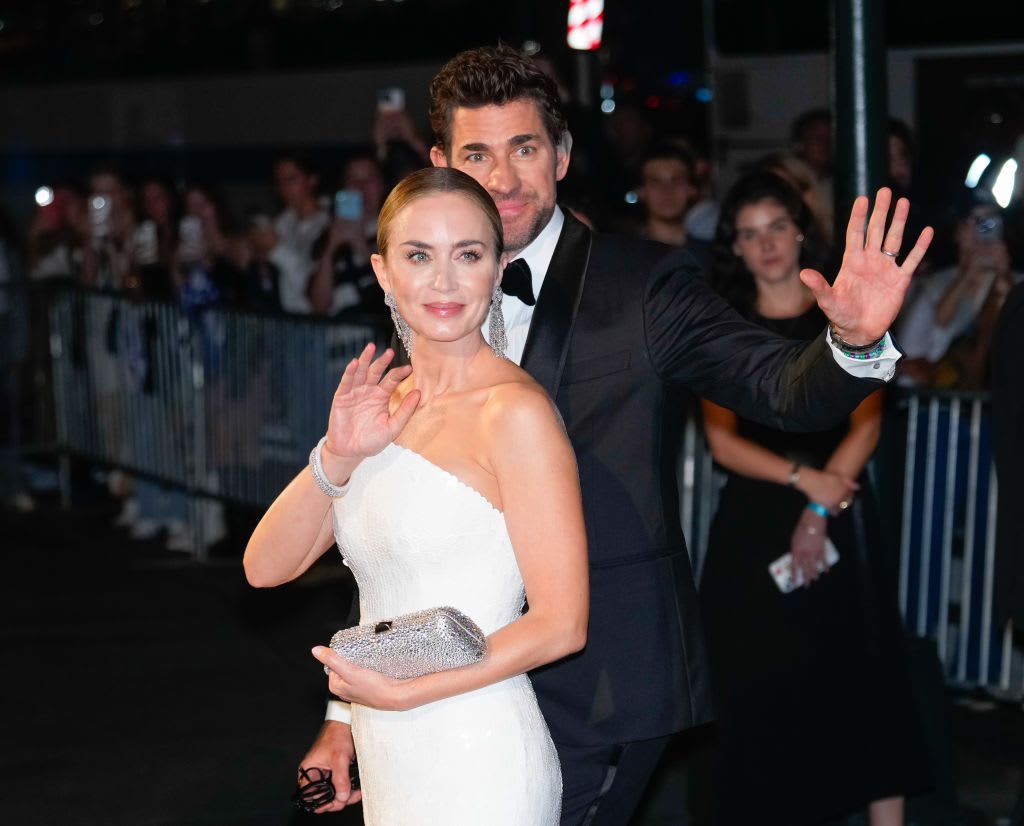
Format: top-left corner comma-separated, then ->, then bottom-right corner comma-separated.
384,291 -> 412,357
489,283 -> 508,359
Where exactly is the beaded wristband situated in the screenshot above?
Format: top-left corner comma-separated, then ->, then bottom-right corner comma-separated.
806,501 -> 829,517
827,322 -> 886,359
309,436 -> 351,498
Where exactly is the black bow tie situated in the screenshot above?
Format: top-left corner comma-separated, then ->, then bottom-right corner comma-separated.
501,258 -> 536,306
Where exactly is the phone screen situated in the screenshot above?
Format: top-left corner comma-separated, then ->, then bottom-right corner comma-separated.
975,213 -> 1003,243
89,195 -> 113,239
335,189 -> 363,220
377,85 -> 405,112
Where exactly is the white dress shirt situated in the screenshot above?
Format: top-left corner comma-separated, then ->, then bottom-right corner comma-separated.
484,207 -> 565,366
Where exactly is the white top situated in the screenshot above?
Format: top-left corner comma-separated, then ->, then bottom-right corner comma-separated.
896,264 -> 1024,362
272,207 -> 330,314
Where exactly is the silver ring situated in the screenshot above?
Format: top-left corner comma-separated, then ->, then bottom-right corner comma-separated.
881,249 -> 898,258
838,499 -> 850,511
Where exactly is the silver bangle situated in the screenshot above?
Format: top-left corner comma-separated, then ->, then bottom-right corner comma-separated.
309,436 -> 351,498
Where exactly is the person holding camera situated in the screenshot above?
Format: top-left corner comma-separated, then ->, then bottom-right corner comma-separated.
895,191 -> 1021,389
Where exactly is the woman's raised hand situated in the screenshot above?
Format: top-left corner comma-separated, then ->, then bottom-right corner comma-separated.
323,343 -> 420,464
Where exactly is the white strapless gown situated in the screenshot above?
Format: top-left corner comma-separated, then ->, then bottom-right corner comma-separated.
331,443 -> 561,825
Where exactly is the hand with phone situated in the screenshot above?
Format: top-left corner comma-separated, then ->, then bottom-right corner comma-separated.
372,86 -> 430,166
935,209 -> 1013,329
178,215 -> 206,263
324,189 -> 369,256
788,505 -> 831,588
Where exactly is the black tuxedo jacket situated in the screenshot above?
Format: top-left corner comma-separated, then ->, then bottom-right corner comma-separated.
521,211 -> 884,746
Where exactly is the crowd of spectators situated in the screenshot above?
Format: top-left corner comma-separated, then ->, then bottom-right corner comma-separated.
14,100 -> 1021,395
19,106 -> 432,325
3,93 -> 1021,533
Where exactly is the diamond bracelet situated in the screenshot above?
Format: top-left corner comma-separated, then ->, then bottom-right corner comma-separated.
309,435 -> 351,498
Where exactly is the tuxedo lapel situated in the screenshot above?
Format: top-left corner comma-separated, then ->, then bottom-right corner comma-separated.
520,211 -> 592,396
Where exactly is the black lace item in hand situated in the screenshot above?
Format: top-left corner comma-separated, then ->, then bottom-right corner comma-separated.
292,766 -> 336,813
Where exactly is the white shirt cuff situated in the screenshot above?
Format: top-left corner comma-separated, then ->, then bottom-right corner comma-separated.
826,330 -> 901,382
325,699 -> 352,725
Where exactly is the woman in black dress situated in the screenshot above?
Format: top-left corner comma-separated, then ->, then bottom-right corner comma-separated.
698,172 -> 929,825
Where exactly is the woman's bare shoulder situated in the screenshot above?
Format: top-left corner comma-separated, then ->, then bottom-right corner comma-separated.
481,370 -> 564,442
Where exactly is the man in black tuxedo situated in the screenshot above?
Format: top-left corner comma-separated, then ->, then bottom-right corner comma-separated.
303,44 -> 932,824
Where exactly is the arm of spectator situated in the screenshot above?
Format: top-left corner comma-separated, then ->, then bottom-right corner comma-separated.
822,390 -> 882,481
935,242 -> 1009,327
958,269 -> 1015,389
701,398 -> 851,587
372,109 -> 431,165
933,264 -> 974,329
308,219 -> 369,316
700,399 -> 858,512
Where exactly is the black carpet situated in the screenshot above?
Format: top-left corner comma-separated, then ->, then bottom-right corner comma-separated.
1,485 -> 362,826
2,476 -> 1020,825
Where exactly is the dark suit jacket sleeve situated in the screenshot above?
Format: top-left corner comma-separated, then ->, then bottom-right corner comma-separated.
642,247 -> 884,431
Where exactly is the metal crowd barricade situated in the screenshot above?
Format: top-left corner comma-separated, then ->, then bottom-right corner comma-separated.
47,286 -> 387,557
895,389 -> 1019,697
679,388 -> 1020,699
42,287 -> 1018,694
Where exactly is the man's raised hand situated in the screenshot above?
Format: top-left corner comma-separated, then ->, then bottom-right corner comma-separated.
800,187 -> 933,346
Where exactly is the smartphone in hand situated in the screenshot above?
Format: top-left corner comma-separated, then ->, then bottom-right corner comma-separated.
769,538 -> 840,593
334,189 -> 363,221
376,85 -> 405,112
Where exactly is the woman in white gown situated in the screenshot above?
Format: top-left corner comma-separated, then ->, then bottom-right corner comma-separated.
244,167 -> 588,825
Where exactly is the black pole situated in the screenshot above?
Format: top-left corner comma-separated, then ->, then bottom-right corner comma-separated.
830,0 -> 888,243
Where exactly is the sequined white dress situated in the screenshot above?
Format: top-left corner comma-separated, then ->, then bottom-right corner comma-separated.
331,442 -> 561,826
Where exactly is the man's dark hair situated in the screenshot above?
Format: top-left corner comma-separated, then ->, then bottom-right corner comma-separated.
429,43 -> 568,156
789,107 -> 831,145
272,149 -> 319,178
887,118 -> 917,161
637,142 -> 697,185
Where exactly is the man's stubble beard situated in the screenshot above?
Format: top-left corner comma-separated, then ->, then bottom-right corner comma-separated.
502,201 -> 555,259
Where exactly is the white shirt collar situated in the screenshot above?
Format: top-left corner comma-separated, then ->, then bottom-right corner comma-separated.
513,206 -> 564,292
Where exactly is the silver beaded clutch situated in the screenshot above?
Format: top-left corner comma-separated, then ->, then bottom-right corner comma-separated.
328,606 -> 488,680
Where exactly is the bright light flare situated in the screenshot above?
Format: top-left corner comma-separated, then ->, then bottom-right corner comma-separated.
991,159 -> 1017,208
964,154 -> 991,188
